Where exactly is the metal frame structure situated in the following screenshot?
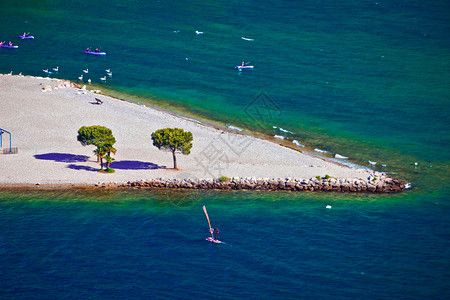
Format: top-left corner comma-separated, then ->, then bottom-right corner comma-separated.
0,128 -> 12,152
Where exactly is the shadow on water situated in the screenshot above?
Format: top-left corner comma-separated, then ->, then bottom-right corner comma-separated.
34,153 -> 89,163
110,160 -> 166,170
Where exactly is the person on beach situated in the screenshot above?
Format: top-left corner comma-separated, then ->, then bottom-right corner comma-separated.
213,227 -> 219,240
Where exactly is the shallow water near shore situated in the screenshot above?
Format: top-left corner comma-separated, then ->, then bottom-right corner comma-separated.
1,0 -> 449,298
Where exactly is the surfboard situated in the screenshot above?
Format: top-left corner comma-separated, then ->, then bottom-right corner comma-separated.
206,237 -> 222,243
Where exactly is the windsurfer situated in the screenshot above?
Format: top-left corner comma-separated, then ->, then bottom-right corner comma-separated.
213,227 -> 219,240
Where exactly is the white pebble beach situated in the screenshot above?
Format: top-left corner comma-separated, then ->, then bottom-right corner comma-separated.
0,75 -> 373,186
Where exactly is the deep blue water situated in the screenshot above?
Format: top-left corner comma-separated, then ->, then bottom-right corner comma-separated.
1,0 -> 449,298
0,190 -> 449,299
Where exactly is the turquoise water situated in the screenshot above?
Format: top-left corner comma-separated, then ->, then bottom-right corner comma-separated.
1,1 -> 449,298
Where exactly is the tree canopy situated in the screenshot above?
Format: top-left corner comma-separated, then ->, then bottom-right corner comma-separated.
77,125 -> 115,147
151,128 -> 193,169
77,125 -> 116,170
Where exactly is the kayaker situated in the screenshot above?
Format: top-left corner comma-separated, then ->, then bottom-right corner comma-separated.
86,47 -> 91,52
95,48 -> 99,52
9,41 -> 13,46
241,61 -> 245,66
0,41 -> 3,46
23,32 -> 27,37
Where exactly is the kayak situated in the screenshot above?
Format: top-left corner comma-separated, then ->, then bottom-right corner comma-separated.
19,35 -> 34,39
0,45 -> 18,48
235,65 -> 254,69
83,50 -> 106,56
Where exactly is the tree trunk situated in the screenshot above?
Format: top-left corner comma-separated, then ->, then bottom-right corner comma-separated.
100,157 -> 104,170
106,151 -> 110,169
172,150 -> 177,169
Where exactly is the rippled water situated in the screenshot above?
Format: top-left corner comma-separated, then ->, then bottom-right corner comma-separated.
1,1 -> 449,298
0,189 -> 449,299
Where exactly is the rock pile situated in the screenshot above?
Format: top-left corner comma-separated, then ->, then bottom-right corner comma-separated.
42,79 -> 78,92
96,172 -> 409,193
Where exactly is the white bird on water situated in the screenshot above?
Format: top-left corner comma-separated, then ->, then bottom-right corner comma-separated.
83,69 -> 89,73
43,69 -> 49,73
107,72 -> 112,76
87,79 -> 91,84
105,68 -> 111,73
100,76 -> 106,81
78,74 -> 83,80
52,66 -> 59,72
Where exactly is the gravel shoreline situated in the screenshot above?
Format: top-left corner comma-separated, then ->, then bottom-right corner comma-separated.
0,74 -> 407,192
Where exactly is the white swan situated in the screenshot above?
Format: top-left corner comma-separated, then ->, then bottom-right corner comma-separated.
105,69 -> 110,73
107,72 -> 112,76
78,75 -> 83,80
43,69 -> 49,73
52,66 -> 59,72
83,69 -> 89,73
100,76 -> 106,81
195,30 -> 204,35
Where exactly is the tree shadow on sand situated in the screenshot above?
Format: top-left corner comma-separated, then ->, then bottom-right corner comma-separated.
110,160 -> 166,170
67,164 -> 98,172
34,153 -> 90,163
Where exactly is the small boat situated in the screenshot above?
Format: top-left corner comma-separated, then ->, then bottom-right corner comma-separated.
235,65 -> 254,70
83,50 -> 106,56
1,44 -> 18,48
19,35 -> 34,39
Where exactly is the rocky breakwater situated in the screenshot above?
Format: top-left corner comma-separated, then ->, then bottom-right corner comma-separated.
105,172 -> 410,193
40,78 -> 79,92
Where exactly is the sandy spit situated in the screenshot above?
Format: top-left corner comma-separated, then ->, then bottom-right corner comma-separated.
0,75 -> 374,186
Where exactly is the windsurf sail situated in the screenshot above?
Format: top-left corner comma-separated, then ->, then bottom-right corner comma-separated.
203,206 -> 213,238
